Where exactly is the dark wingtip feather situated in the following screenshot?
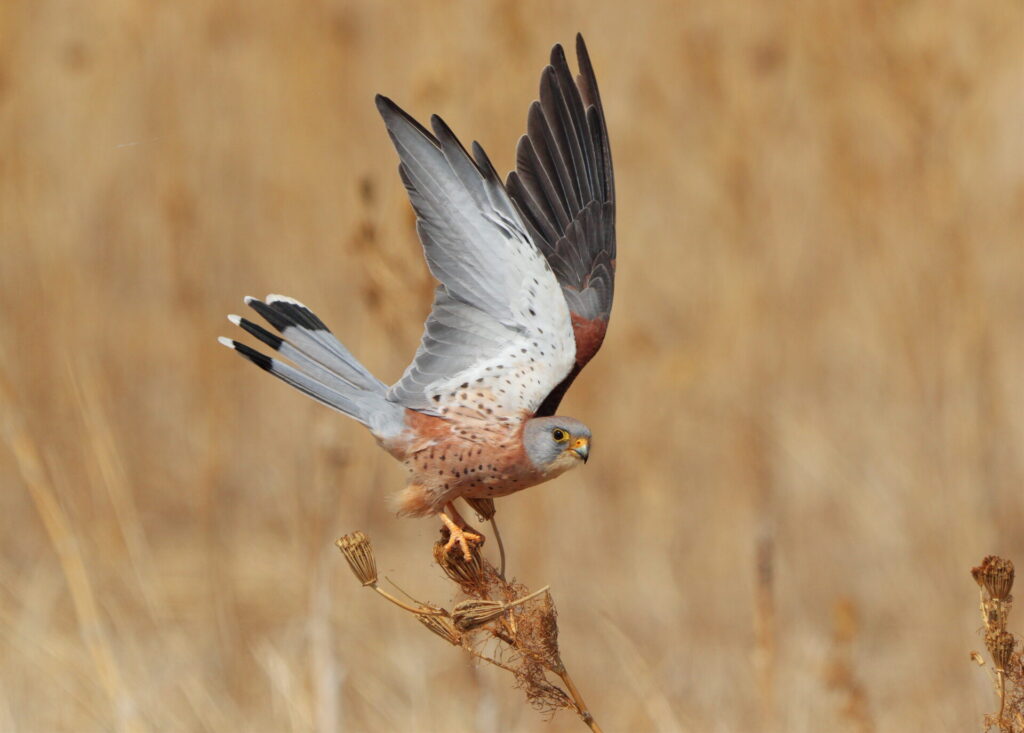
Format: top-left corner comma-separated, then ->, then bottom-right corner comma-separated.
374,93 -> 395,115
376,94 -> 437,143
575,33 -> 588,59
471,140 -> 501,182
508,36 -> 616,417
429,114 -> 457,146
550,42 -> 566,67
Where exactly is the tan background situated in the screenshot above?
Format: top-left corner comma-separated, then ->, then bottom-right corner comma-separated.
1,1 -> 1022,730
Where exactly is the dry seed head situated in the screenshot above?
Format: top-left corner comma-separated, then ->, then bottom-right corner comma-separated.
453,599 -> 508,631
452,587 -> 550,632
986,629 -> 1016,672
433,537 -> 486,592
973,556 -> 1015,600
336,531 -> 378,586
417,613 -> 462,646
464,496 -> 496,521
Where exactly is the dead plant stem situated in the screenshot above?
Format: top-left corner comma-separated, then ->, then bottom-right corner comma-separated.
557,665 -> 603,733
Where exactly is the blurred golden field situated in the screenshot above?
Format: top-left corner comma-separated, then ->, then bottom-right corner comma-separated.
1,1 -> 1022,730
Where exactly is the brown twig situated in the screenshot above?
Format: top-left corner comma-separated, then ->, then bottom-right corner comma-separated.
555,665 -> 603,733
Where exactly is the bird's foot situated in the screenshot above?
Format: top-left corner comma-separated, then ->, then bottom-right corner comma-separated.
438,510 -> 483,561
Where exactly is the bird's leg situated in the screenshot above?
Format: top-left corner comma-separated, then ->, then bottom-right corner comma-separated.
438,503 -> 483,561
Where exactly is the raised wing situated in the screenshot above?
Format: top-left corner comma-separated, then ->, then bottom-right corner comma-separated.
376,96 -> 576,423
507,34 -> 615,417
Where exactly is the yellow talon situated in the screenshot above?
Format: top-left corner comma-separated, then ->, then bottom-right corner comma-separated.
439,504 -> 483,560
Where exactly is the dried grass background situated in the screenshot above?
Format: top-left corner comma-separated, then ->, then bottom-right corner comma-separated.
1,1 -> 1022,730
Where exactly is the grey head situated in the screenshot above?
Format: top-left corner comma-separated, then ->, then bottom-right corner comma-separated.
523,416 -> 592,474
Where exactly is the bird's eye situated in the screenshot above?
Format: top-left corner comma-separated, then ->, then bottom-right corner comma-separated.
552,428 -> 568,443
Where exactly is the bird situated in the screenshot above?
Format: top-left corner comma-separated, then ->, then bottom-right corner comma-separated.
219,34 -> 615,560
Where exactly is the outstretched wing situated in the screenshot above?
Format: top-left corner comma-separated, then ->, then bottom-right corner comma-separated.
507,34 -> 615,417
376,96 -> 576,423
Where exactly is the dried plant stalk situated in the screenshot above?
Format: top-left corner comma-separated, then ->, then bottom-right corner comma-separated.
463,497 -> 506,578
971,555 -> 1024,732
335,513 -> 602,731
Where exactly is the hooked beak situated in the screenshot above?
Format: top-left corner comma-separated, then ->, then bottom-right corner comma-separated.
571,437 -> 590,463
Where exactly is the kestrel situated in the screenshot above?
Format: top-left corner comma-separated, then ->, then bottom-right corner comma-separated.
220,35 -> 615,559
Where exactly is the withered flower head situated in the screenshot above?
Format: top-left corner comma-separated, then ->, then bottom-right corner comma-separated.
452,587 -> 550,632
535,589 -> 561,668
986,629 -> 1016,672
464,497 -> 496,522
453,599 -> 508,631
336,531 -> 378,586
434,537 -> 487,593
417,612 -> 462,646
973,556 -> 1015,601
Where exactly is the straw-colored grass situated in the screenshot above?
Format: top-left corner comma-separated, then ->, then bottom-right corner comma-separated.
1,1 -> 1022,730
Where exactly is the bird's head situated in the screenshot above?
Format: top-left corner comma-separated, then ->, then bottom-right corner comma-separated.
523,416 -> 592,477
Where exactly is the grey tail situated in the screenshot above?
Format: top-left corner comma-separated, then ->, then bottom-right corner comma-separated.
220,294 -> 405,438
